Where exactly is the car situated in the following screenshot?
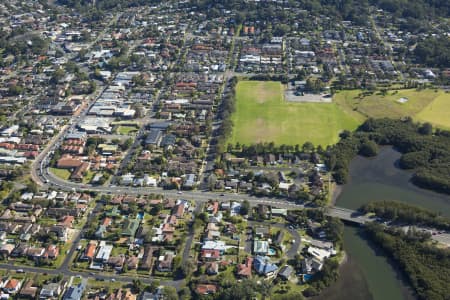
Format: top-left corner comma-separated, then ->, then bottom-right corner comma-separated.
177,191 -> 183,194
220,193 -> 225,196
111,278 -> 116,282
17,269 -> 24,273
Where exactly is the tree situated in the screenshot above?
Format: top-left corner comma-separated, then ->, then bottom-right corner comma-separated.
339,130 -> 351,139
180,259 -> 196,278
334,168 -> 349,184
302,142 -> 314,153
26,180 -> 39,194
132,104 -> 145,118
418,122 -> 432,135
207,173 -> 217,191
161,286 -> 178,300
148,280 -> 160,293
8,84 -> 23,96
132,279 -> 144,293
50,67 -> 65,84
359,140 -> 378,157
240,200 -> 250,215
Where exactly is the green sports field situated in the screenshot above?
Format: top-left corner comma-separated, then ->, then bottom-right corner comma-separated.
334,88 -> 450,129
228,81 -> 361,147
415,93 -> 450,129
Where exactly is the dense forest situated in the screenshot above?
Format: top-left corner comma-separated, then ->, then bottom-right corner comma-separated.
414,37 -> 450,68
360,200 -> 450,230
326,118 -> 450,194
57,0 -> 450,21
0,30 -> 49,63
365,223 -> 450,300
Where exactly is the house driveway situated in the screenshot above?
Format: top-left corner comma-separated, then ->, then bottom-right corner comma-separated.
248,221 -> 301,259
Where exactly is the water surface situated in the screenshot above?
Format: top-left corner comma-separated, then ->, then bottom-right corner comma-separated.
336,147 -> 450,217
318,146 -> 450,300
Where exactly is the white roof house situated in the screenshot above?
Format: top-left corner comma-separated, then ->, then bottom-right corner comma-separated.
95,244 -> 113,262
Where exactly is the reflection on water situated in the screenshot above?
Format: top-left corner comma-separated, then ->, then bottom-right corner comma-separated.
317,146 -> 450,300
314,227 -> 415,300
336,146 -> 450,217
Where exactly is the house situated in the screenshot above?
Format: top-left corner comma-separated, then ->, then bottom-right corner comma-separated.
58,216 -> 74,228
307,246 -> 332,261
107,255 -> 126,271
171,203 -> 185,218
121,173 -> 135,185
26,247 -> 45,259
126,256 -> 139,270
157,252 -> 174,272
19,280 -> 38,298
206,262 -> 219,275
195,284 -> 218,295
206,201 -> 219,215
237,257 -> 253,278
139,292 -> 157,300
275,230 -> 284,245
144,130 -> 162,146
82,241 -> 97,261
202,240 -> 226,253
253,256 -> 278,277
49,225 -> 69,242
257,204 -> 269,219
206,230 -> 221,241
271,208 -> 287,216
200,249 -> 220,262
255,226 -> 270,238
40,282 -> 64,299
183,174 -> 196,189
95,243 -> 113,263
95,225 -> 107,238
122,219 -> 140,237
253,240 -> 269,255
302,257 -> 323,274
278,265 -> 293,280
62,280 -> 86,300
139,245 -> 157,271
0,244 -> 14,258
3,279 -> 22,294
11,243 -> 28,257
44,245 -> 59,259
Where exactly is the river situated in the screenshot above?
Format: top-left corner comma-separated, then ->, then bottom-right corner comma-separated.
316,147 -> 450,300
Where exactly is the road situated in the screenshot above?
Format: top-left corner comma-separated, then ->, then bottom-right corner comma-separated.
182,203 -> 203,264
0,262 -> 182,289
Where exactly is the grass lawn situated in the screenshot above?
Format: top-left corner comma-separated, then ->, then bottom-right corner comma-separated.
229,81 -> 360,147
82,170 -> 95,184
87,278 -> 126,290
334,88 -> 450,129
49,167 -> 71,180
117,125 -> 138,135
415,92 -> 450,129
